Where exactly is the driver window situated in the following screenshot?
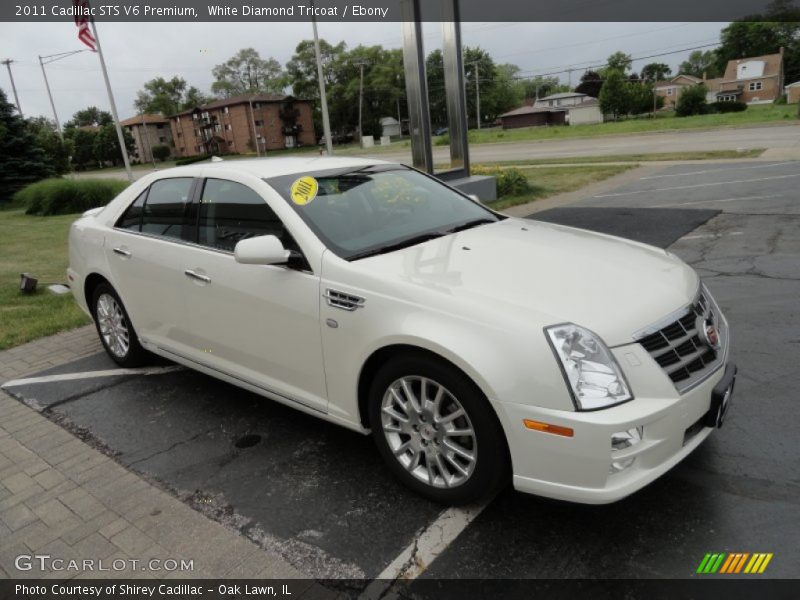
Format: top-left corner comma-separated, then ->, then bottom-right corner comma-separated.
198,179 -> 289,252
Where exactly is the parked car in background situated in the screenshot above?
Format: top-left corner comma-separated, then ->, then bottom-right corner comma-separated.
68,157 -> 735,505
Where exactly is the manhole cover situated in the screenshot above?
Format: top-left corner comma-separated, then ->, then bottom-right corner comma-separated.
234,433 -> 262,449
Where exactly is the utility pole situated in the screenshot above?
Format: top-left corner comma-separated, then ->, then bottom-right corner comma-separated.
39,55 -> 63,138
310,0 -> 333,155
2,59 -> 22,117
357,60 -> 367,145
474,63 -> 481,130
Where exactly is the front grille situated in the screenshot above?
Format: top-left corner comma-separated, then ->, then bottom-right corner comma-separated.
636,286 -> 726,393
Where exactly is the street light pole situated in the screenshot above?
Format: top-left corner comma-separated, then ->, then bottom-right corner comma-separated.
2,59 -> 23,117
311,0 -> 333,155
357,60 -> 366,145
474,63 -> 481,130
38,50 -> 88,140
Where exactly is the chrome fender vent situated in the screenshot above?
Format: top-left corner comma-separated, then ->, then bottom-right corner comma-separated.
323,289 -> 365,311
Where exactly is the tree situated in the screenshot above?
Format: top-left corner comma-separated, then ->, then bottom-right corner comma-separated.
64,107 -> 112,130
605,51 -> 633,74
151,144 -> 171,162
27,116 -> 71,175
212,48 -> 287,97
675,84 -> 709,117
66,128 -> 97,170
93,123 -> 134,166
627,81 -> 658,115
679,50 -> 720,79
134,76 -> 211,116
286,39 -> 347,134
575,70 -> 603,98
598,69 -> 629,119
640,63 -> 672,82
518,76 -> 564,101
0,89 -> 53,202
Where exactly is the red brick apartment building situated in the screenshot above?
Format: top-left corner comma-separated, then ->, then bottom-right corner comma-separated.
169,94 -> 315,157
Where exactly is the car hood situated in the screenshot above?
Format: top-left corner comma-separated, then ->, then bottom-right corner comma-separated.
354,217 -> 698,347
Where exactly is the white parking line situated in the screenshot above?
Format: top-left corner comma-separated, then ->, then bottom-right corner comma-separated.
362,501 -> 490,599
650,193 -> 785,208
682,231 -> 744,240
593,173 -> 800,198
1,366 -> 183,389
639,161 -> 794,180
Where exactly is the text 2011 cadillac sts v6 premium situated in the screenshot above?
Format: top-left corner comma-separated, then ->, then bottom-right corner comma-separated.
68,157 -> 736,505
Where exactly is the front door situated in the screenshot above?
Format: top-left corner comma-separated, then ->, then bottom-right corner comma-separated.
177,177 -> 327,413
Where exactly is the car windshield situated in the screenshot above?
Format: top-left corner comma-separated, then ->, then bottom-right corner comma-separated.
265,165 -> 501,260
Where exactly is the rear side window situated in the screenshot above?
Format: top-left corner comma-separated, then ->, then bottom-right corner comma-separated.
141,178 -> 195,240
198,179 -> 287,252
117,190 -> 146,231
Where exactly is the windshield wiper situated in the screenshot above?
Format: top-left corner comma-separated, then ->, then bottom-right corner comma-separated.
443,218 -> 497,234
348,231 -> 446,260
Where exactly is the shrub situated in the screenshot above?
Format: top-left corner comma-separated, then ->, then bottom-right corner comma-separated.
14,178 -> 129,216
175,152 -> 240,166
472,166 -> 531,196
708,101 -> 747,113
675,85 -> 709,117
433,134 -> 450,147
152,144 -> 171,162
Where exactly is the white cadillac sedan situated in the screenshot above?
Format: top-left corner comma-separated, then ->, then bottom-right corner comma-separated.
68,157 -> 735,505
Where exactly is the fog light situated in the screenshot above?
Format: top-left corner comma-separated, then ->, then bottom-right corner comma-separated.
611,427 -> 643,451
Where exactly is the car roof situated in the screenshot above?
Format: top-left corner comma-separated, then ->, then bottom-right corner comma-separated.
157,155 -> 394,179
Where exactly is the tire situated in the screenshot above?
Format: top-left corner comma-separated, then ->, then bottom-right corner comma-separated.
368,353 -> 510,505
91,282 -> 150,368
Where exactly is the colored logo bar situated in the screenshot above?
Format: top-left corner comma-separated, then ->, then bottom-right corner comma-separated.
696,553 -> 773,574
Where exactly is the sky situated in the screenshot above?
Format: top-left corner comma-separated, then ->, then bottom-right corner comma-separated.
1,21 -> 726,123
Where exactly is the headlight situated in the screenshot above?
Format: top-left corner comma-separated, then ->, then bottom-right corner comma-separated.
545,323 -> 633,410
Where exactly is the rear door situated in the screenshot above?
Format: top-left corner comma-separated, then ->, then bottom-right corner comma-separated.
104,177 -> 199,355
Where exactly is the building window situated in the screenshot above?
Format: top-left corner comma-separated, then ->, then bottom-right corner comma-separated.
176,116 -> 181,123
748,81 -> 763,91
224,107 -> 229,114
228,140 -> 234,146
214,124 -> 221,132
253,103 -> 261,109
225,124 -> 232,131
666,88 -> 674,96
177,131 -> 182,137
718,94 -> 736,102
156,124 -> 164,129
255,120 -> 264,127
159,137 -> 166,143
192,114 -> 198,120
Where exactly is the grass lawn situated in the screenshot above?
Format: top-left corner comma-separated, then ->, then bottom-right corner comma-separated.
0,210 -> 90,350
487,164 -> 636,211
473,149 -> 765,167
439,104 -> 798,146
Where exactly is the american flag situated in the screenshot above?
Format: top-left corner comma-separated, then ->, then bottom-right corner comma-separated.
73,0 -> 97,51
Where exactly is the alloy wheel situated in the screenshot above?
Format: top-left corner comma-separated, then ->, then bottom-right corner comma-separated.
96,293 -> 130,358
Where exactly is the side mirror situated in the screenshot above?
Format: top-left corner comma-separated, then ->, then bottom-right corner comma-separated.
234,235 -> 290,266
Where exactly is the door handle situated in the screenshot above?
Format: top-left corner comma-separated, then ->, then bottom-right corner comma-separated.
112,247 -> 131,257
184,269 -> 211,283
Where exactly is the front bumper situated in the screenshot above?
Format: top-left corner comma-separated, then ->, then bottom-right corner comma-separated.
499,359 -> 736,504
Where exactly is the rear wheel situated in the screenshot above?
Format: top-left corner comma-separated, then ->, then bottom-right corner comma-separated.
91,282 -> 149,367
368,353 -> 509,505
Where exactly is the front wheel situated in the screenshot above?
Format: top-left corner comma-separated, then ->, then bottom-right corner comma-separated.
91,282 -> 149,367
368,354 -> 509,505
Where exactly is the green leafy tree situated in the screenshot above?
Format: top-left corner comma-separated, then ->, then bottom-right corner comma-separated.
675,84 -> 709,117
575,70 -> 603,98
640,63 -> 672,82
598,69 -> 630,119
64,107 -> 112,130
627,81 -> 660,115
65,128 -> 97,170
27,116 -> 72,175
135,76 -> 211,116
212,48 -> 287,97
518,76 -> 564,101
151,144 -> 171,162
679,50 -> 720,79
0,89 -> 54,202
605,51 -> 633,74
93,123 -> 134,166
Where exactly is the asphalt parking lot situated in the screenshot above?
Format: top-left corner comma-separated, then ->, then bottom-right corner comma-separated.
3,160 -> 799,588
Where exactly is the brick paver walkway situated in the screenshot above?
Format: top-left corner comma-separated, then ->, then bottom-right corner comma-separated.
0,325 -> 331,591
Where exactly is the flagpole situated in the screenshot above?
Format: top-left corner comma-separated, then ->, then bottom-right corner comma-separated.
88,15 -> 133,181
